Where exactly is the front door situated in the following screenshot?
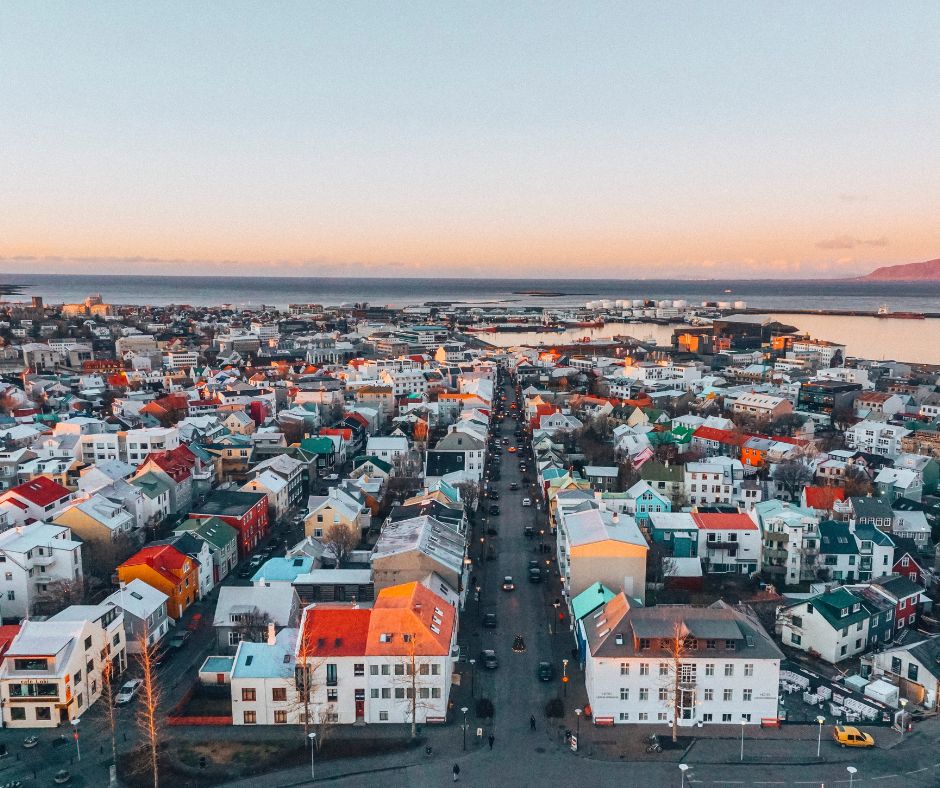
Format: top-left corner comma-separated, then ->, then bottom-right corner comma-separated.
355,689 -> 365,721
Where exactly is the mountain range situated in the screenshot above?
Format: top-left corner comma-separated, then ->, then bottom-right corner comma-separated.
858,258 -> 940,281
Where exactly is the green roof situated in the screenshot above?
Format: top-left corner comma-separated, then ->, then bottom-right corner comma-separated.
131,471 -> 172,499
641,461 -> 684,483
817,520 -> 858,555
300,437 -> 336,454
571,582 -> 616,621
807,588 -> 869,629
353,455 -> 392,473
175,516 -> 238,550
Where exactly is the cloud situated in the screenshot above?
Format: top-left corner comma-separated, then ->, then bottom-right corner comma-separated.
837,193 -> 869,203
815,235 -> 889,250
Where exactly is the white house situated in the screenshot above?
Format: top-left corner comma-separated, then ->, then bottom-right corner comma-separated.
845,421 -> 911,459
365,436 -> 410,466
242,470 -> 291,522
0,523 -> 83,620
584,594 -> 782,727
104,578 -> 171,654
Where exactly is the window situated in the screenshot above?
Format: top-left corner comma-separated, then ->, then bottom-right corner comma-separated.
791,633 -> 802,645
702,713 -> 713,722
706,639 -> 716,650
639,638 -> 650,650
379,710 -> 389,721
36,706 -> 52,721
241,688 -> 256,702
639,663 -> 649,676
744,663 -> 753,677
74,669 -> 82,684
703,689 -> 714,701
743,689 -> 752,702
722,689 -> 733,702
722,713 -> 732,722
659,663 -> 669,676
638,712 -> 648,721
326,664 -> 338,686
658,688 -> 668,701
908,663 -> 919,682
84,636 -> 92,650
272,688 -> 287,702
620,662 -> 630,675
724,664 -> 734,677
381,688 -> 391,699
9,707 -> 25,721
6,591 -> 14,601
274,710 -> 287,724
394,664 -> 405,676
381,664 -> 390,676
620,688 -> 629,700
619,712 -> 630,721
394,688 -> 405,699
354,663 -> 365,677
243,711 -> 256,724
370,665 -> 379,676
639,688 -> 649,701
705,663 -> 715,677
371,689 -> 380,699
658,712 -> 668,721
327,688 -> 338,702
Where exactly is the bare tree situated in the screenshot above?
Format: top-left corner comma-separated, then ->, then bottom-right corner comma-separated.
773,460 -> 815,500
454,481 -> 482,514
392,632 -> 438,739
321,521 -> 360,567
32,578 -> 86,617
135,633 -> 161,788
843,464 -> 873,497
658,621 -> 695,742
101,654 -> 118,777
231,606 -> 271,646
84,533 -> 136,588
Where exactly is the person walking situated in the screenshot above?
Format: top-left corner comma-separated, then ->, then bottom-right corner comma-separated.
488,733 -> 495,750
453,763 -> 460,782
530,715 -> 536,731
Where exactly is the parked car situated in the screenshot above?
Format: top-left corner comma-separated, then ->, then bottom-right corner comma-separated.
489,505 -> 500,516
480,649 -> 499,670
168,630 -> 191,650
537,662 -> 554,681
509,482 -> 519,491
482,612 -> 498,629
115,678 -> 144,705
832,726 -> 874,748
502,576 -> 516,591
528,567 -> 542,583
507,446 -> 517,453
522,497 -> 532,507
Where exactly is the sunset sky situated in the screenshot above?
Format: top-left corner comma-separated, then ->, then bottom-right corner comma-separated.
2,2 -> 939,279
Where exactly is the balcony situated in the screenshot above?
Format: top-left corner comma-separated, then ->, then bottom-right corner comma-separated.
30,554 -> 56,568
764,548 -> 788,561
765,532 -> 789,544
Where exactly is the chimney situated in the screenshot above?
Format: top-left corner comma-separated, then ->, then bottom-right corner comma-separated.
267,621 -> 276,646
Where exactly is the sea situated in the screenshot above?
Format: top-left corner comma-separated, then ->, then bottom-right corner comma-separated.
1,273 -> 939,363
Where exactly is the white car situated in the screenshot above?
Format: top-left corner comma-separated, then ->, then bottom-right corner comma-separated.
115,678 -> 143,705
522,497 -> 532,507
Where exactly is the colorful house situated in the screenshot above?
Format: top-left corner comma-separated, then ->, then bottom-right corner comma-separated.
117,543 -> 200,619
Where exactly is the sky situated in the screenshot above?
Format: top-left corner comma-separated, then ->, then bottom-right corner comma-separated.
1,2 -> 939,280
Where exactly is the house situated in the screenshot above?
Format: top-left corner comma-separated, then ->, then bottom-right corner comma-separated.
0,603 -> 126,728
854,391 -> 906,420
779,587 -> 880,663
365,436 -> 410,466
692,512 -> 761,575
117,543 -> 200,619
129,471 -> 173,529
174,516 -> 239,583
136,445 -> 198,515
230,581 -> 457,727
585,466 -> 620,492
242,470 -> 291,522
892,510 -> 932,550
730,393 -> 793,421
684,462 -> 734,507
875,467 -> 922,503
155,532 -> 215,599
584,595 -> 782,727
0,523 -> 83,620
801,486 -> 846,515
249,454 -> 305,510
557,507 -> 648,601
190,490 -> 270,559
863,636 -> 940,710
0,476 -> 73,525
370,515 -> 467,599
224,410 -> 257,435
213,584 -> 300,653
305,486 -> 371,541
752,500 -> 821,586
845,421 -> 911,459
52,494 -> 135,543
640,461 -> 685,503
104,578 -> 170,653
869,574 -> 925,634
428,428 -> 486,481
624,481 -> 672,524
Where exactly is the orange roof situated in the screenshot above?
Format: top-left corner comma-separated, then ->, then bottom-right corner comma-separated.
298,607 -> 371,657
692,512 -> 757,531
803,486 -> 847,510
693,426 -> 748,446
366,582 -> 455,657
120,543 -> 192,583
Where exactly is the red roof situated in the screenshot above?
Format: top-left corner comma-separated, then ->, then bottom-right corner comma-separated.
803,486 -> 846,510
299,607 -> 371,657
0,624 -> 21,657
141,445 -> 196,483
320,427 -> 352,441
692,512 -> 757,531
345,412 -> 370,429
693,427 -> 748,446
3,476 -> 71,507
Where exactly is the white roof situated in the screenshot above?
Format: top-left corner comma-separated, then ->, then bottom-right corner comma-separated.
213,585 -> 298,627
0,522 -> 79,553
105,578 -> 168,620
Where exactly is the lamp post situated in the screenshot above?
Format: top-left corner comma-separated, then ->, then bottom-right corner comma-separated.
72,718 -> 81,761
679,763 -> 689,788
847,766 -> 857,788
461,707 -> 469,751
575,707 -> 582,738
899,698 -> 908,740
552,600 -> 560,636
816,715 -> 825,757
308,732 -> 316,781
469,658 -> 476,698
562,659 -> 569,697
739,719 -> 746,762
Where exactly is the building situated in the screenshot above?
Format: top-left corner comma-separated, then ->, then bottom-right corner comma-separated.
730,393 -> 793,421
190,490 -> 270,558
692,512 -> 761,575
213,584 -> 300,652
584,595 -> 782,727
752,500 -> 820,586
863,636 -> 940,710
117,543 -> 200,620
0,603 -> 125,728
52,494 -> 135,543
174,516 -> 239,584
0,523 -> 83,620
370,515 -> 467,598
845,421 -> 911,459
104,578 -> 170,654
0,476 -> 73,524
242,471 -> 291,522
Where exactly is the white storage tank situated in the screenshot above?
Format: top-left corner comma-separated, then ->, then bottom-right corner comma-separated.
717,301 -> 732,309
864,679 -> 899,708
673,299 -> 687,308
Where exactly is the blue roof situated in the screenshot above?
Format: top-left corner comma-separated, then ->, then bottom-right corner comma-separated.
200,656 -> 235,675
251,556 -> 315,583
231,639 -> 294,680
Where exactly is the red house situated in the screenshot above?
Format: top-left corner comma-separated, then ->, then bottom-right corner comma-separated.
189,490 -> 269,558
871,574 -> 925,633
892,549 -> 927,587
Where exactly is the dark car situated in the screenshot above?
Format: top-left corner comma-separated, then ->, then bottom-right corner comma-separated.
480,649 -> 499,670
168,630 -> 191,650
509,482 -> 519,491
528,567 -> 542,583
489,504 -> 500,516
482,612 -> 498,629
528,560 -> 541,571
488,490 -> 500,500
524,526 -> 535,538
501,576 -> 515,591
537,662 -> 554,681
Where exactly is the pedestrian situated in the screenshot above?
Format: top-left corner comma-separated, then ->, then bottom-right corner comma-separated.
530,715 -> 536,731
453,763 -> 460,782
488,734 -> 495,750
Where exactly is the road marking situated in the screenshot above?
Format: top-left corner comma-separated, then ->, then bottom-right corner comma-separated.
870,776 -> 898,780
905,768 -> 927,774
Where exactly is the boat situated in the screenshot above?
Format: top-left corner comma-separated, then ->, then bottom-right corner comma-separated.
876,305 -> 925,319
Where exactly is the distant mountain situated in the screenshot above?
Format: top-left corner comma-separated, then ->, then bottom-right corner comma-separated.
858,258 -> 940,281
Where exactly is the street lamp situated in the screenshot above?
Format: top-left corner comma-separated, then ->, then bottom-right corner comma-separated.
899,698 -> 908,740
552,600 -> 560,637
72,718 -> 81,761
562,659 -> 569,697
847,765 -> 857,788
679,763 -> 689,788
308,732 -> 316,781
461,706 -> 469,751
739,718 -> 746,762
816,715 -> 826,757
469,658 -> 476,698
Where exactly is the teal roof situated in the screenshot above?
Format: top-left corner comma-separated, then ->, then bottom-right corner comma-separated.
571,583 -> 615,621
200,656 -> 234,675
353,455 -> 392,473
818,520 -> 858,555
251,557 -> 315,583
806,588 -> 869,629
231,639 -> 294,680
852,522 -> 894,547
300,436 -> 336,454
176,517 -> 238,551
